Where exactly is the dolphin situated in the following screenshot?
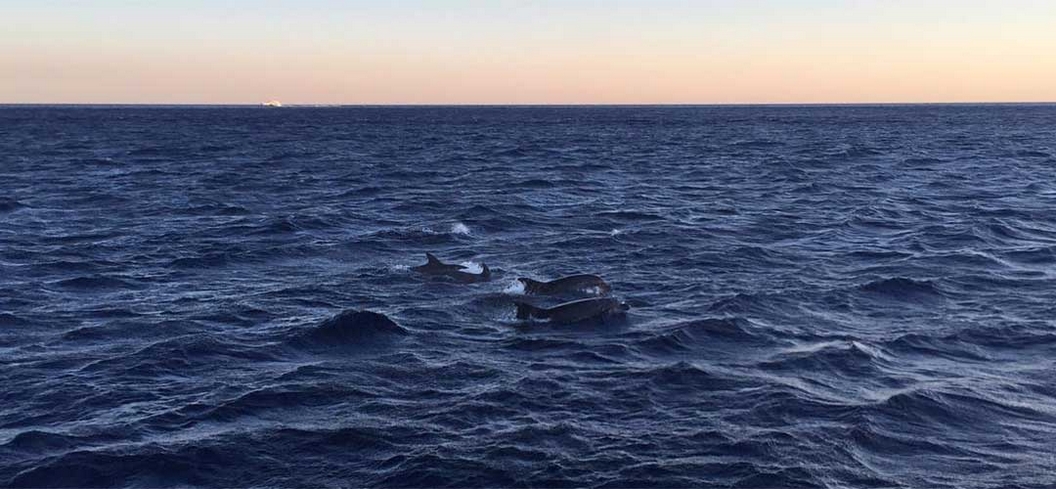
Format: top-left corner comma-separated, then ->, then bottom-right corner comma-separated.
412,253 -> 467,274
514,297 -> 629,324
413,253 -> 491,283
517,274 -> 611,296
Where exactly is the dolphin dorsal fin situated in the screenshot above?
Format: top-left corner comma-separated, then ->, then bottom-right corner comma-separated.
425,253 -> 442,265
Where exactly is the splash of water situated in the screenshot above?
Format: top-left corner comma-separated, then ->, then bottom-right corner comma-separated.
451,222 -> 471,235
503,279 -> 526,294
459,261 -> 483,273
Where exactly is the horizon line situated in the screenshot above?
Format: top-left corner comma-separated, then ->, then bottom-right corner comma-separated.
2,101 -> 1056,108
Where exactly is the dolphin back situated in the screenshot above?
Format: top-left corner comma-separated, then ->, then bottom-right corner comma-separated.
515,301 -> 548,320
546,298 -> 625,324
518,274 -> 609,295
415,253 -> 468,275
518,277 -> 545,294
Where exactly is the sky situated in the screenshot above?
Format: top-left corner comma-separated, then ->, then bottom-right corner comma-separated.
2,0 -> 1054,104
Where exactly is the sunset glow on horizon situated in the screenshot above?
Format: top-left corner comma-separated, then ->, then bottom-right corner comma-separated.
3,0 -> 1055,104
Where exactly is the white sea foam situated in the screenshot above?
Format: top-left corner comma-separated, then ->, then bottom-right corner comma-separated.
459,261 -> 483,273
610,228 -> 623,236
504,279 -> 526,294
451,222 -> 471,235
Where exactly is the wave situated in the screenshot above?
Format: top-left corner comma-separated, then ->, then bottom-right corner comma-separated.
637,361 -> 742,391
6,259 -> 119,274
509,178 -> 555,189
143,384 -> 375,432
163,243 -> 319,270
50,275 -> 138,291
453,205 -> 526,231
179,203 -> 253,216
0,312 -> 31,327
946,322 -> 1056,350
79,334 -> 280,376
295,310 -> 408,346
844,249 -> 913,262
0,198 -> 26,213
365,226 -> 464,245
849,419 -> 977,460
856,277 -> 945,301
883,333 -> 991,362
1,430 -> 80,453
593,210 -> 668,222
762,340 -> 890,378
1010,149 -> 1053,159
501,337 -> 583,352
196,143 -> 236,153
902,156 -> 946,166
74,157 -> 122,166
705,290 -> 807,317
168,253 -> 236,269
730,139 -> 785,149
252,217 -> 300,235
3,445 -> 234,488
62,319 -> 205,343
859,386 -> 1049,434
126,146 -> 168,157
337,185 -> 385,198
629,317 -> 762,355
1000,246 -> 1056,265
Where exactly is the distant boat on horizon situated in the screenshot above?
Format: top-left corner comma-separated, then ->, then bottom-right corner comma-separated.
262,100 -> 283,107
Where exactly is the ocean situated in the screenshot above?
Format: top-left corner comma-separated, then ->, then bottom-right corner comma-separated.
1,104 -> 1055,487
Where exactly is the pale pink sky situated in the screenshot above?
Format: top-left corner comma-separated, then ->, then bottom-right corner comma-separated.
2,1 -> 1054,104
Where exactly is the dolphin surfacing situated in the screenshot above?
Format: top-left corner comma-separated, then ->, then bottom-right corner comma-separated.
518,274 -> 611,296
413,253 -> 491,283
515,297 -> 629,324
412,253 -> 466,274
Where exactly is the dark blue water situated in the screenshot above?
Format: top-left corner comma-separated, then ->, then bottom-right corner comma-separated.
2,105 -> 1056,488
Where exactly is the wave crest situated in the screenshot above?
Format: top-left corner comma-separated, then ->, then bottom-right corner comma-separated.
299,310 -> 408,345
